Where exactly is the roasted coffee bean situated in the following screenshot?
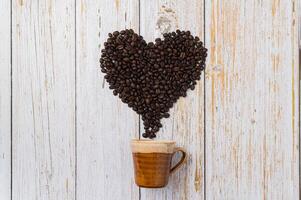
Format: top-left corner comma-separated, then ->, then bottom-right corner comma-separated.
162,113 -> 170,118
100,29 -> 207,139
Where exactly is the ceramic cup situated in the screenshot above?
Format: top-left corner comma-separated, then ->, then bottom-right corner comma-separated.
131,139 -> 187,188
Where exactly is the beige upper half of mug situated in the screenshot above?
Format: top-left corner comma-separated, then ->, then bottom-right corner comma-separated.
131,139 -> 176,153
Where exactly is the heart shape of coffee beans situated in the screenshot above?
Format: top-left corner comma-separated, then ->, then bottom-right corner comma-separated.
100,29 -> 207,139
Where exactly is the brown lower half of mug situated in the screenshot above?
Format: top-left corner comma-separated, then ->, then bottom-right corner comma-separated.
132,152 -> 172,188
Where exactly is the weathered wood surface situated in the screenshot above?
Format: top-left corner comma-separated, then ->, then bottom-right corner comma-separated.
205,0 -> 299,199
0,0 -> 299,199
12,0 -> 75,199
76,0 -> 140,199
0,1 -> 11,200
140,0 -> 205,199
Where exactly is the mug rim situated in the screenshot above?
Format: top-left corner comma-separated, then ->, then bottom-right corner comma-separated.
131,139 -> 176,144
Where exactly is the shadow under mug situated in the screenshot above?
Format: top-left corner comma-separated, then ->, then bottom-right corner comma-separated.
131,139 -> 187,188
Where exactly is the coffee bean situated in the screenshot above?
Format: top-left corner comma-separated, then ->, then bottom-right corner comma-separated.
162,113 -> 170,118
100,29 -> 207,139
113,31 -> 119,36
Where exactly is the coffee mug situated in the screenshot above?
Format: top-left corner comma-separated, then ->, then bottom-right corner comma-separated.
131,139 -> 187,188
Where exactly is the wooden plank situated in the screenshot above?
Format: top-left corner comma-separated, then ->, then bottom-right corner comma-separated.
140,0 -> 205,199
76,0 -> 140,199
12,0 -> 75,199
0,1 -> 11,199
205,0 -> 299,199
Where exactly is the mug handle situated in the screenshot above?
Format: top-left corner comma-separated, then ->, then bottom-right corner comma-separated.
170,147 -> 187,174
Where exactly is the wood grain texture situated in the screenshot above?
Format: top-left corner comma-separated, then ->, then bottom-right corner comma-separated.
12,0 -> 75,199
0,1 -> 11,199
1,1 -> 299,199
76,0 -> 140,199
205,0 -> 299,199
140,0 -> 205,199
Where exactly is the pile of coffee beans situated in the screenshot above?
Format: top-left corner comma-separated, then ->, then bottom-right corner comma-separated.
100,29 -> 207,138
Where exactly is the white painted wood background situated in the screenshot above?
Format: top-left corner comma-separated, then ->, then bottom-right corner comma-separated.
0,0 -> 299,199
